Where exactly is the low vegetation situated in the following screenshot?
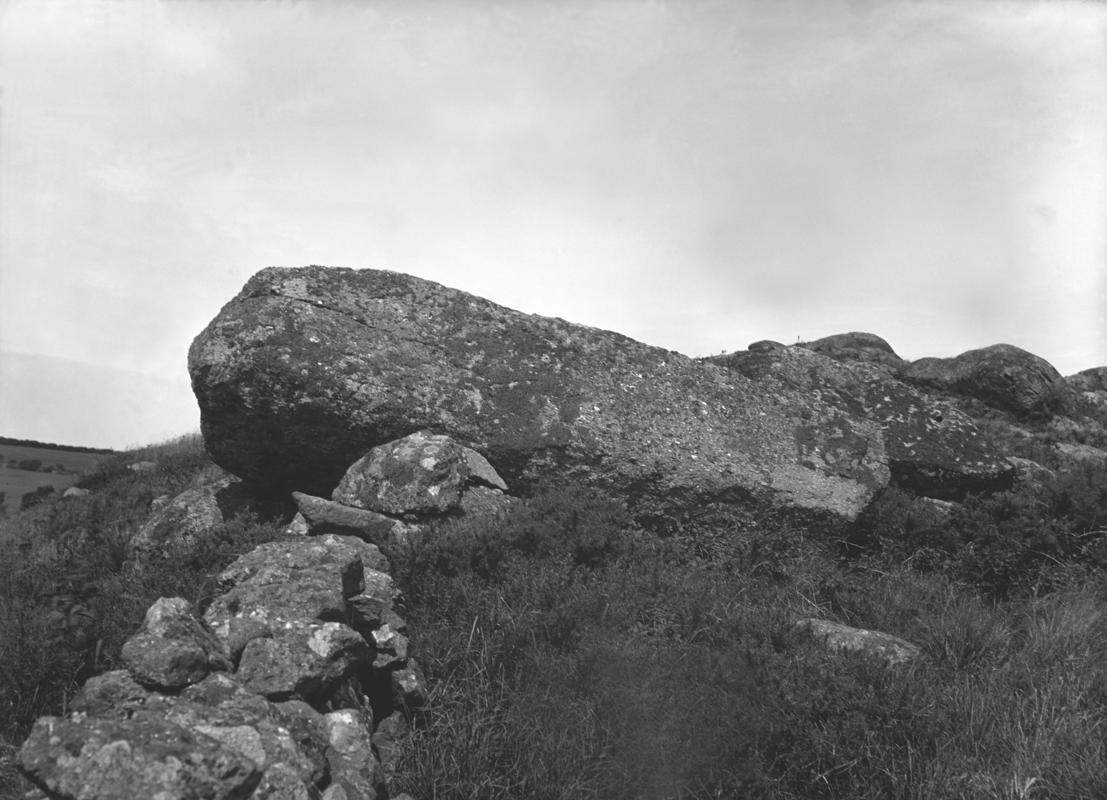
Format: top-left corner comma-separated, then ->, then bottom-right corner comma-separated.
2,433 -> 1107,799
0,434 -> 284,798
388,463 -> 1107,799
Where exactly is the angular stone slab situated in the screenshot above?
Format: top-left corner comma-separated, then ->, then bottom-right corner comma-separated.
293,491 -> 411,551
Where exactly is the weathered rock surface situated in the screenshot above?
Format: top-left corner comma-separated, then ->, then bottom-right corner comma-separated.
121,597 -> 231,690
334,431 -> 507,517
20,713 -> 263,800
1067,367 -> 1107,394
799,331 -> 908,371
794,618 -> 922,666
901,344 -> 1074,421
234,621 -> 370,702
1069,367 -> 1107,412
21,527 -> 424,799
704,346 -> 1013,499
190,266 -> 899,529
293,491 -> 415,548
130,482 -> 227,555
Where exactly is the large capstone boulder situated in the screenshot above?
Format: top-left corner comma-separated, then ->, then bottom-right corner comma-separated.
900,344 -> 1074,421
704,346 -> 1013,499
799,331 -> 907,371
190,266 -> 895,531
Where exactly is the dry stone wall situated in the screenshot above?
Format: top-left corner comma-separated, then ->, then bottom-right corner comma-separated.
17,430 -> 511,800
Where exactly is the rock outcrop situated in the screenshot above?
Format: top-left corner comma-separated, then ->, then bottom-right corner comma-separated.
1068,367 -> 1107,411
900,344 -> 1073,421
1067,367 -> 1107,394
190,266 -> 904,531
799,332 -> 907,371
704,346 -> 1013,499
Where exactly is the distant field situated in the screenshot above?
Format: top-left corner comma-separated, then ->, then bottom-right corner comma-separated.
0,445 -> 107,513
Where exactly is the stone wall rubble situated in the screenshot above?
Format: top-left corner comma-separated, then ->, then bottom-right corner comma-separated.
16,430 -> 509,799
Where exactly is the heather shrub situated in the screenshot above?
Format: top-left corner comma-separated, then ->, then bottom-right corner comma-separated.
390,477 -> 1107,799
859,458 -> 1107,598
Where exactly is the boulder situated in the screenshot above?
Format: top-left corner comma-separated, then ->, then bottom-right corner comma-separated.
799,331 -> 907,370
794,618 -> 922,666
704,346 -> 1013,499
70,670 -> 327,797
322,709 -> 386,800
130,482 -> 227,555
1069,367 -> 1107,412
1055,442 -> 1107,466
1067,367 -> 1107,394
190,266 -> 895,530
121,597 -> 231,690
333,430 -> 508,516
20,714 -> 262,800
234,621 -> 371,703
900,344 -> 1074,421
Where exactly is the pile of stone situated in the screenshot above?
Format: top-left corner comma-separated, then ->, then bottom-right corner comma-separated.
18,428 -> 511,800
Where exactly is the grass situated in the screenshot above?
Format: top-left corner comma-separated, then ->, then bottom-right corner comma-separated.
388,481 -> 1107,799
0,443 -> 108,515
2,431 -> 1107,799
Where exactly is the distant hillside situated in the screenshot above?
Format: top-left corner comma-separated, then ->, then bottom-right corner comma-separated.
0,436 -> 113,455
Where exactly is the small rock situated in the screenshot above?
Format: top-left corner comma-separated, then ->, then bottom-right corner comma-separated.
323,708 -> 385,800
794,618 -> 921,666
390,659 -> 428,709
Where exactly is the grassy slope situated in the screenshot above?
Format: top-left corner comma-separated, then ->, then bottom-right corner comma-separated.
387,479 -> 1107,800
2,411 -> 1106,800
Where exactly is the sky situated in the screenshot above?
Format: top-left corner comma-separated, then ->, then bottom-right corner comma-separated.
0,0 -> 1104,450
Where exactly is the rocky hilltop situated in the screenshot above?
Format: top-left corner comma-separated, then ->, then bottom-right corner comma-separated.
188,266 -> 1019,533
17,264 -> 1107,799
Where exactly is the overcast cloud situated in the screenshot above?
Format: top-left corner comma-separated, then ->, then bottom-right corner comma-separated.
1,0 -> 1104,448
